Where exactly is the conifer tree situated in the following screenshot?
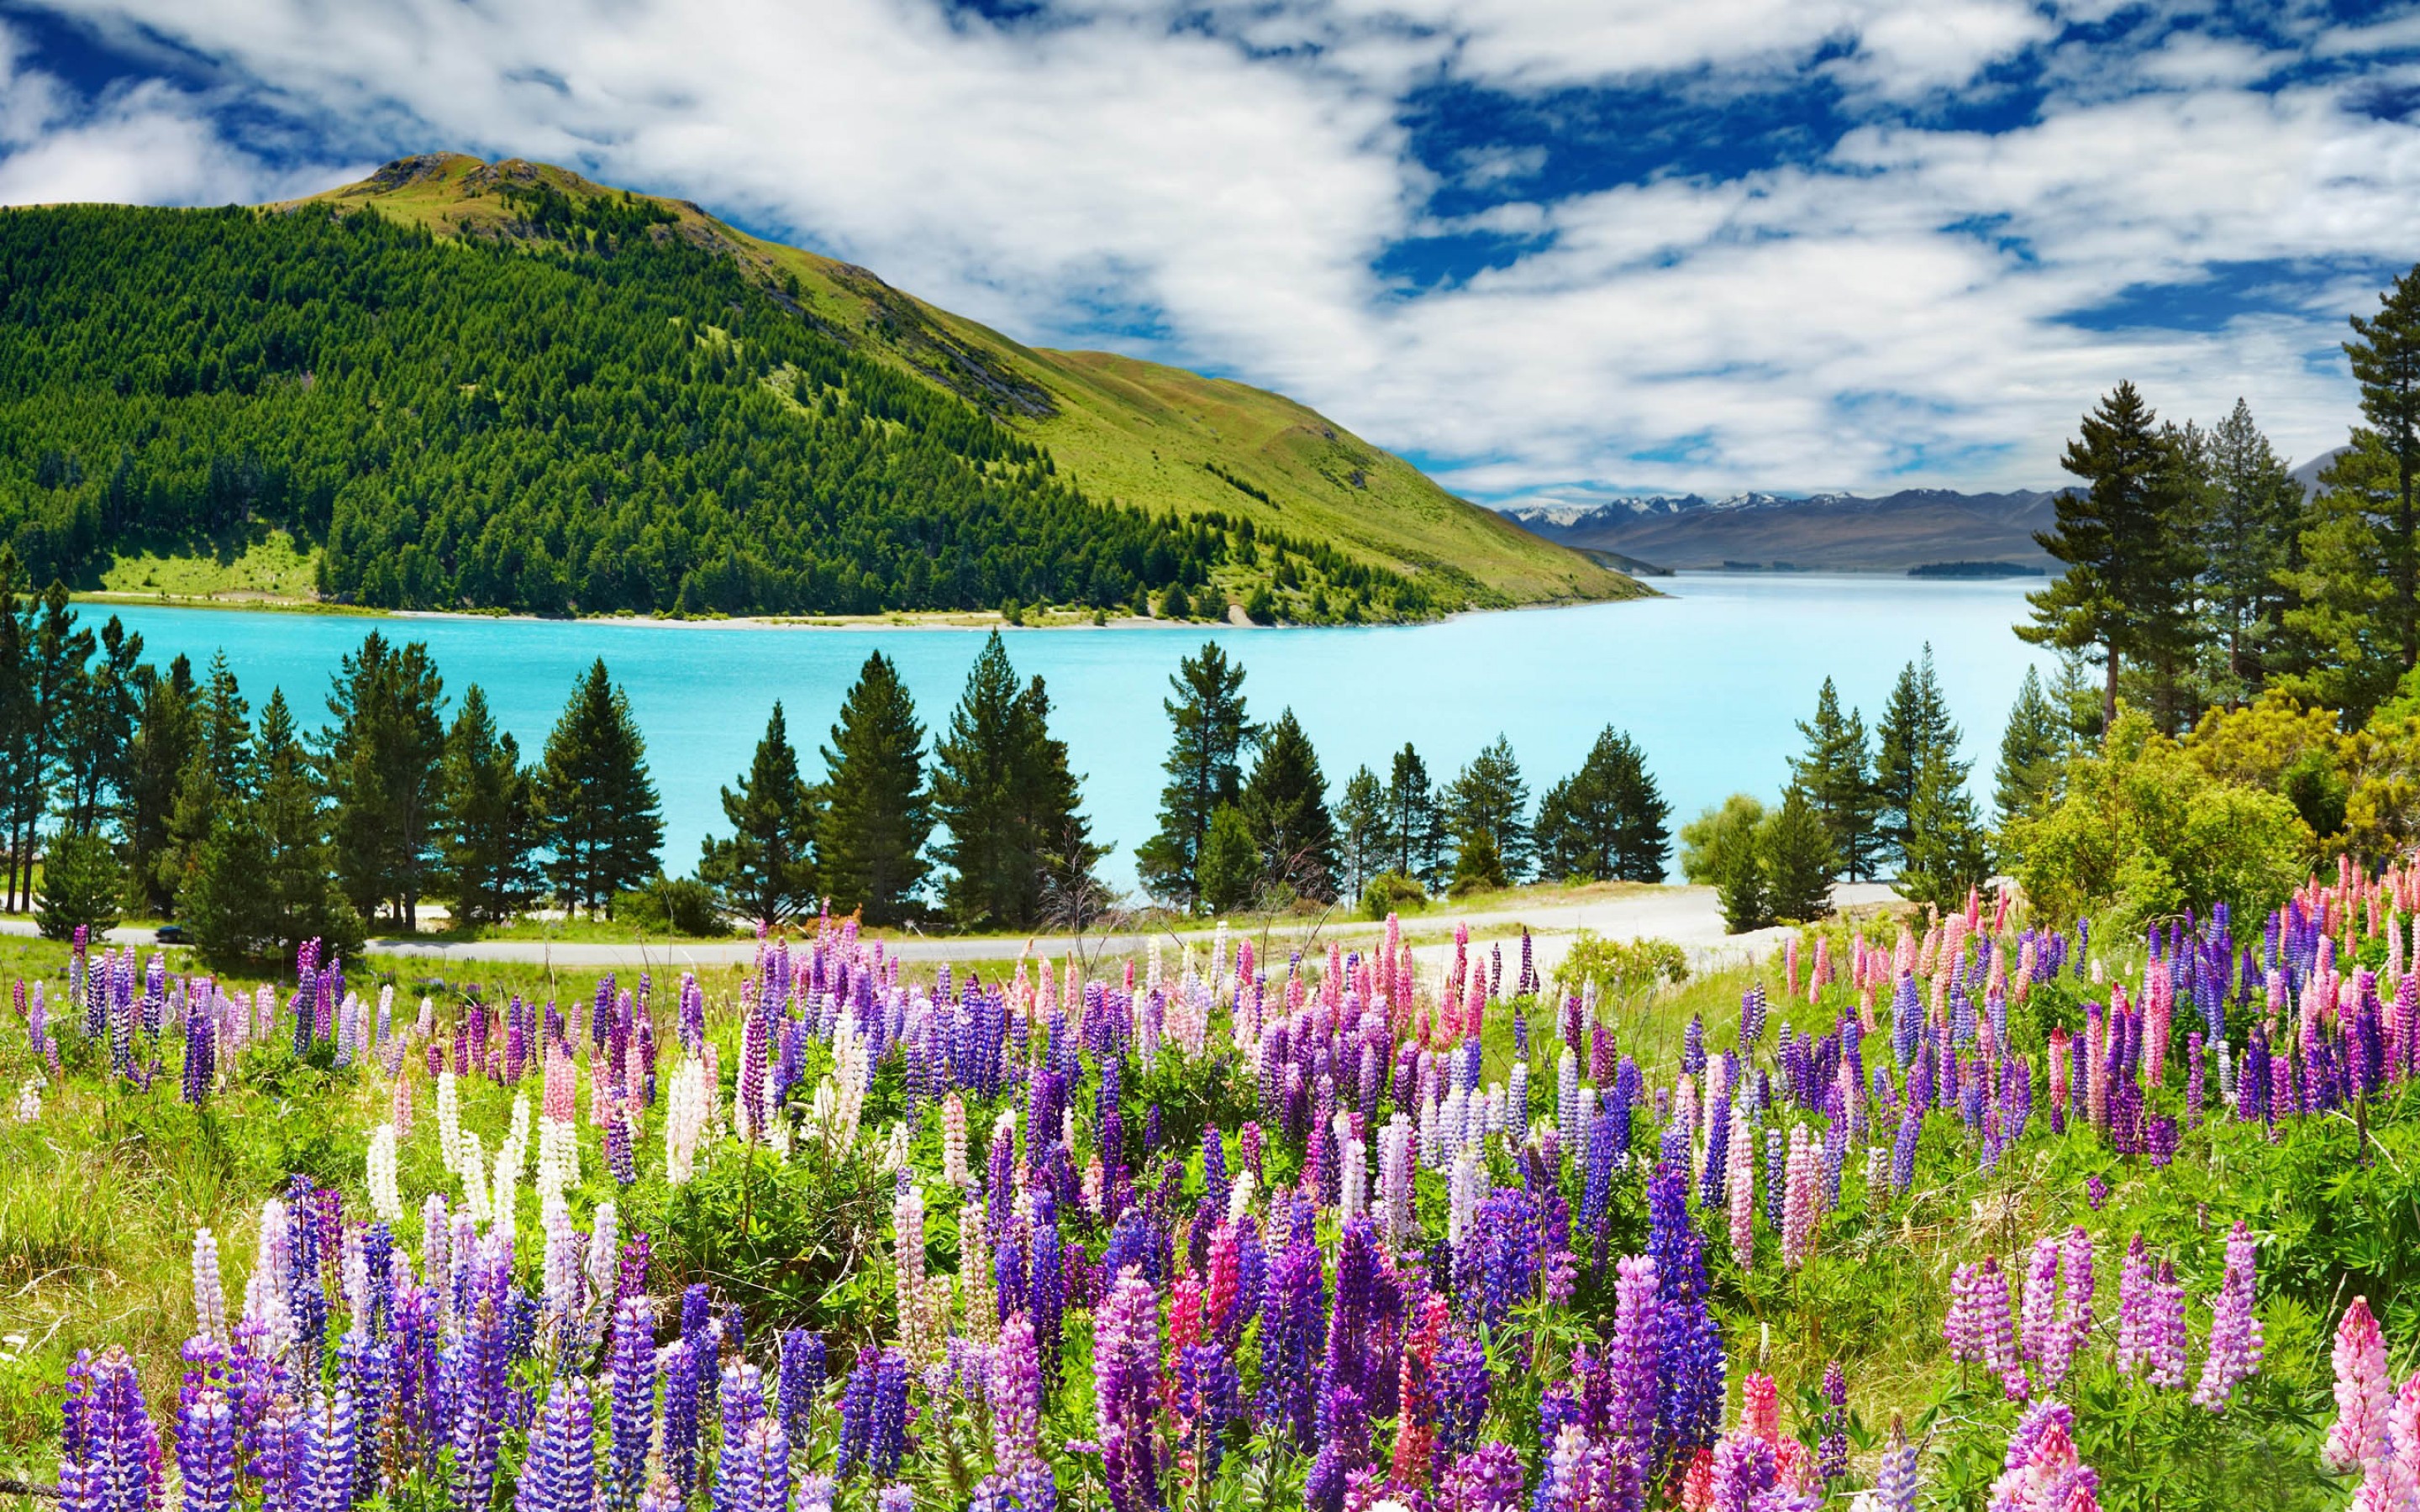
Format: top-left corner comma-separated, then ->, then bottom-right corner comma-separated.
2346,265 -> 2420,669
538,659 -> 663,916
1384,743 -> 1446,885
1899,750 -> 1991,911
163,654 -> 251,915
2281,432 -> 2407,721
321,633 -> 448,927
697,702 -> 819,927
2021,381 -> 2202,732
1760,783 -> 1836,923
1239,707 -> 1339,902
60,615 -> 144,836
1874,646 -> 1965,865
1197,805 -> 1260,916
123,654 -> 197,916
36,829 -> 120,942
931,633 -> 1101,929
818,652 -> 933,925
1534,727 -> 1671,883
2199,398 -> 2302,701
1993,667 -> 2069,827
1136,642 -> 1256,912
187,690 -> 363,968
1334,765 -> 1391,901
439,685 -> 541,927
1790,679 -> 1880,880
1445,735 -> 1532,884
8,583 -> 90,911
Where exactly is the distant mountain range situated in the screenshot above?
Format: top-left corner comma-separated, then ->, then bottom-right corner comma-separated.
1497,489 -> 2061,573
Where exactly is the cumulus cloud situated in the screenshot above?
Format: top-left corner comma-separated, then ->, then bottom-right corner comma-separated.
0,0 -> 2413,499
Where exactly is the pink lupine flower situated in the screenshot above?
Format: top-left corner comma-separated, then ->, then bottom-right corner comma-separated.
2326,1297 -> 2393,1473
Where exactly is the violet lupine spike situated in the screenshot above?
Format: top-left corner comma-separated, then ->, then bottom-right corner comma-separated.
604,1301 -> 655,1512
1818,1361 -> 1848,1483
2191,1221 -> 2264,1410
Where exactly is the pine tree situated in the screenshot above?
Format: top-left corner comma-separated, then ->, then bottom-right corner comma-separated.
1790,679 -> 1880,880
538,659 -> 663,916
1445,735 -> 1532,884
2199,398 -> 2302,701
1760,783 -> 1836,923
1136,642 -> 1256,912
818,652 -> 933,925
439,685 -> 541,927
1534,727 -> 1670,883
8,584 -> 91,912
2281,432 -> 2408,721
696,702 -> 818,927
1992,667 -> 2068,827
1899,750 -> 1991,912
1334,765 -> 1391,901
1239,707 -> 1339,902
123,654 -> 197,916
60,615 -> 144,836
321,633 -> 448,927
1874,646 -> 1965,865
162,654 -> 251,916
1712,822 -> 1771,934
187,690 -> 363,968
1196,805 -> 1260,916
1384,744 -> 1446,885
2347,265 -> 2420,670
2021,381 -> 2202,732
931,633 -> 1101,929
1450,822 -> 1509,896
36,828 -> 121,941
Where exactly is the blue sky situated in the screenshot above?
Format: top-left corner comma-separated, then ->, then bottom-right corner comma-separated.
3,0 -> 2418,502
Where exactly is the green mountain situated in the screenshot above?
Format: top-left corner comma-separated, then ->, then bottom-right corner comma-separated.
0,153 -> 1639,622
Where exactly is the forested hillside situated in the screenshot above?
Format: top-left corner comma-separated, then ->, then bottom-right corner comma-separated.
0,156 -> 1637,620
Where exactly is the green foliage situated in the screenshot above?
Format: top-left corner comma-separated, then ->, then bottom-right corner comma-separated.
1382,743 -> 1447,887
438,685 -> 542,926
1534,725 -> 1672,883
1680,793 -> 1765,885
1196,803 -> 1261,916
1874,645 -> 1966,866
1334,764 -> 1389,901
2005,710 -> 2312,926
698,701 -> 819,926
928,633 -> 1102,930
1137,642 -> 1255,911
612,875 -> 727,937
1995,665 -> 2070,827
817,654 -> 933,925
1549,930 -> 1687,999
1792,677 -> 1882,880
538,659 -> 664,916
634,1142 -> 901,1336
1899,749 -> 1991,911
186,690 -> 364,965
1445,734 -> 1531,884
1239,707 -> 1338,902
34,827 -> 119,939
0,202 -> 1218,618
318,632 -> 446,925
1356,868 -> 1427,921
1760,782 -> 1836,922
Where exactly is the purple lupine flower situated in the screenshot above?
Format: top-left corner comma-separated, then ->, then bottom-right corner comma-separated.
1818,1361 -> 1847,1483
1442,1441 -> 1526,1512
777,1331 -> 825,1442
605,1301 -> 655,1512
660,1337 -> 705,1494
175,1387 -> 234,1512
1871,1416 -> 1922,1512
868,1350 -> 910,1479
1093,1267 -> 1164,1512
834,1348 -> 876,1479
990,1312 -> 1043,1476
2192,1221 -> 2264,1410
300,1389 -> 356,1512
517,1378 -> 592,1512
1257,1200 -> 1325,1446
1435,1333 -> 1491,1460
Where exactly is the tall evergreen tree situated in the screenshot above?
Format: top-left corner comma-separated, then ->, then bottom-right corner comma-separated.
439,685 -> 541,927
930,633 -> 1101,929
187,689 -> 363,968
320,633 -> 448,927
1384,744 -> 1446,885
1789,680 -> 1881,880
2282,431 -> 2408,721
162,654 -> 251,916
1239,708 -> 1339,902
1760,783 -> 1836,924
1534,727 -> 1670,883
2198,398 -> 2302,701
1993,667 -> 2068,827
818,653 -> 933,925
1444,735 -> 1532,885
1899,750 -> 1991,912
2021,381 -> 2202,732
1874,646 -> 1965,865
123,654 -> 197,916
2346,264 -> 2420,670
60,615 -> 143,835
8,584 -> 90,911
1136,643 -> 1257,912
538,659 -> 664,916
1196,805 -> 1261,916
1334,765 -> 1391,902
697,703 -> 819,927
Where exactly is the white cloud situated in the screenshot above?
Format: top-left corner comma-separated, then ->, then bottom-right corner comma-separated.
0,0 -> 2412,501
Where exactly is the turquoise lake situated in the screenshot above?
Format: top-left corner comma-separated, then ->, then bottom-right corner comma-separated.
94,574 -> 2055,890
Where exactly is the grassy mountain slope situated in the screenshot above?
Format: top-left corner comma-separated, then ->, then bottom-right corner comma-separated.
285,154 -> 1636,612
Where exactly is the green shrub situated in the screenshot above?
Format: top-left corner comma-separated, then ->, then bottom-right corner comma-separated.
1359,869 -> 1428,920
614,875 -> 729,936
36,830 -> 121,942
1551,931 -> 1688,1000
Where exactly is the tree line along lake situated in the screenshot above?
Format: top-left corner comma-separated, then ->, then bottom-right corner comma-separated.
90,572 -> 2054,892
